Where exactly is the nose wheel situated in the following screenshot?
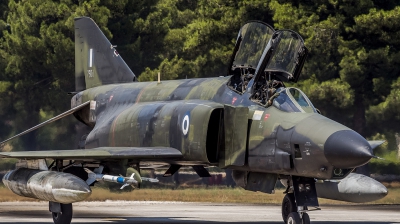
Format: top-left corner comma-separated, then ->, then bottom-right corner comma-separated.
302,213 -> 310,224
287,212 -> 301,224
282,193 -> 297,222
286,212 -> 310,224
282,193 -> 312,224
49,202 -> 73,224
281,176 -> 318,224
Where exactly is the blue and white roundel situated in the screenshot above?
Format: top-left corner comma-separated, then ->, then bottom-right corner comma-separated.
182,112 -> 190,136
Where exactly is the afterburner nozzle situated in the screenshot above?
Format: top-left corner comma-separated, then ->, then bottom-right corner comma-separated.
324,130 -> 374,168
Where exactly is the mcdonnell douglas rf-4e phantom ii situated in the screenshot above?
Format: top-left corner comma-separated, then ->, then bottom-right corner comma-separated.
0,17 -> 388,224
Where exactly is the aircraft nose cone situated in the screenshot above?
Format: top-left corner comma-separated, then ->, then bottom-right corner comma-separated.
324,130 -> 373,168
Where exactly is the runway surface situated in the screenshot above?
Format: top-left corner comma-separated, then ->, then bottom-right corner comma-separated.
0,201 -> 399,223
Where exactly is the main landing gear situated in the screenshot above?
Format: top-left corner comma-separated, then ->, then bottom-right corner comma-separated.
49,202 -> 73,224
48,160 -> 74,224
281,176 -> 319,224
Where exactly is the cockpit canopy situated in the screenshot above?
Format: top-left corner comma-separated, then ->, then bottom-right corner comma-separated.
229,22 -> 275,69
272,87 -> 316,113
263,30 -> 308,83
227,21 -> 309,108
227,22 -> 275,93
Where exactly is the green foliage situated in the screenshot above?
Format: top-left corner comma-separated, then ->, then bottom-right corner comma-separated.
367,77 -> 400,134
370,160 -> 400,175
0,158 -> 17,171
369,148 -> 400,175
0,0 -> 110,150
368,132 -> 400,175
270,0 -> 400,138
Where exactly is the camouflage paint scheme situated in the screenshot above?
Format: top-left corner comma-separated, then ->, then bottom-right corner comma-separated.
70,75 -> 352,180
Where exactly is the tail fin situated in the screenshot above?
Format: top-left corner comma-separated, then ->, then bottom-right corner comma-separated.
74,17 -> 136,91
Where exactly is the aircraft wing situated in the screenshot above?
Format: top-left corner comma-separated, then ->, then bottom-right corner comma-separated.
0,147 -> 182,161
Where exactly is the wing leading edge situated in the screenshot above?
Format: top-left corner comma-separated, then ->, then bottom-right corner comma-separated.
0,147 -> 182,161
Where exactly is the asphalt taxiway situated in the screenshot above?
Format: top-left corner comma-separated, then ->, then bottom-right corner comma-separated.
0,201 -> 399,223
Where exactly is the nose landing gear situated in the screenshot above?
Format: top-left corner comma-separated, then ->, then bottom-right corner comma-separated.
49,202 -> 73,224
281,176 -> 319,224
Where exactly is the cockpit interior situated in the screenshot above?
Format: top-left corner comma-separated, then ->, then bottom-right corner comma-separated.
227,21 -> 311,112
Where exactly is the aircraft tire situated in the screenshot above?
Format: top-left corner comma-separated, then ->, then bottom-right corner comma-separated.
282,193 -> 297,223
52,203 -> 72,224
302,212 -> 310,224
287,212 -> 301,224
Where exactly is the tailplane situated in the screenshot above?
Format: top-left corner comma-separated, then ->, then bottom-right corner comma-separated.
74,17 -> 136,91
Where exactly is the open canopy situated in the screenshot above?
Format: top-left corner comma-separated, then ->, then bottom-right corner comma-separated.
226,21 -> 310,108
228,21 -> 275,71
261,30 -> 308,83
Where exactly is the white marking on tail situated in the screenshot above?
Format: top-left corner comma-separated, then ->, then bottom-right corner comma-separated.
89,49 -> 93,67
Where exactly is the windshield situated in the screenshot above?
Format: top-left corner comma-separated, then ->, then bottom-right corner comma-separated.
273,87 -> 316,113
233,22 -> 275,68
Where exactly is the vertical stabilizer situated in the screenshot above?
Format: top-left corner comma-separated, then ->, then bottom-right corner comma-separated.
75,17 -> 136,91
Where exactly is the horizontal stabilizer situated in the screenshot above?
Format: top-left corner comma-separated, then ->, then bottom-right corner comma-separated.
0,101 -> 90,146
0,147 -> 182,161
368,140 -> 385,150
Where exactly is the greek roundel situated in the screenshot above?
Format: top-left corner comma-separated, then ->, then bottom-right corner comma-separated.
182,112 -> 190,137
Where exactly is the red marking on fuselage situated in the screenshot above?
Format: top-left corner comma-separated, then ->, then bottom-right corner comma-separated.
135,85 -> 149,103
232,97 -> 237,105
111,113 -> 123,147
264,114 -> 270,121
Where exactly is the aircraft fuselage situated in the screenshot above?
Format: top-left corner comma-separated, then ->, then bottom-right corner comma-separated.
72,76 -> 372,180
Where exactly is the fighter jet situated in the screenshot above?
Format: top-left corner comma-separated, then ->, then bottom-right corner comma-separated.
0,17 -> 386,224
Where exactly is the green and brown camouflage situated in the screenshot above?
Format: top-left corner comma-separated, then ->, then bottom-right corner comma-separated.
71,77 -> 361,180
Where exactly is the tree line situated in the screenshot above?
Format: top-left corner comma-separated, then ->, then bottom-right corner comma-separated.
0,0 -> 399,158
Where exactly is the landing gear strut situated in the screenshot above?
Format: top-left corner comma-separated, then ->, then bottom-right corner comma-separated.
49,201 -> 73,224
281,176 -> 319,224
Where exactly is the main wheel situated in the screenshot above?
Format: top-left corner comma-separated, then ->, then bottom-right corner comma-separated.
287,212 -> 301,224
302,212 -> 310,224
52,203 -> 72,224
282,193 -> 297,223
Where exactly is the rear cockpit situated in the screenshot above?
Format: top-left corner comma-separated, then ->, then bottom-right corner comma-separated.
227,22 -> 310,111
227,21 -> 274,93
